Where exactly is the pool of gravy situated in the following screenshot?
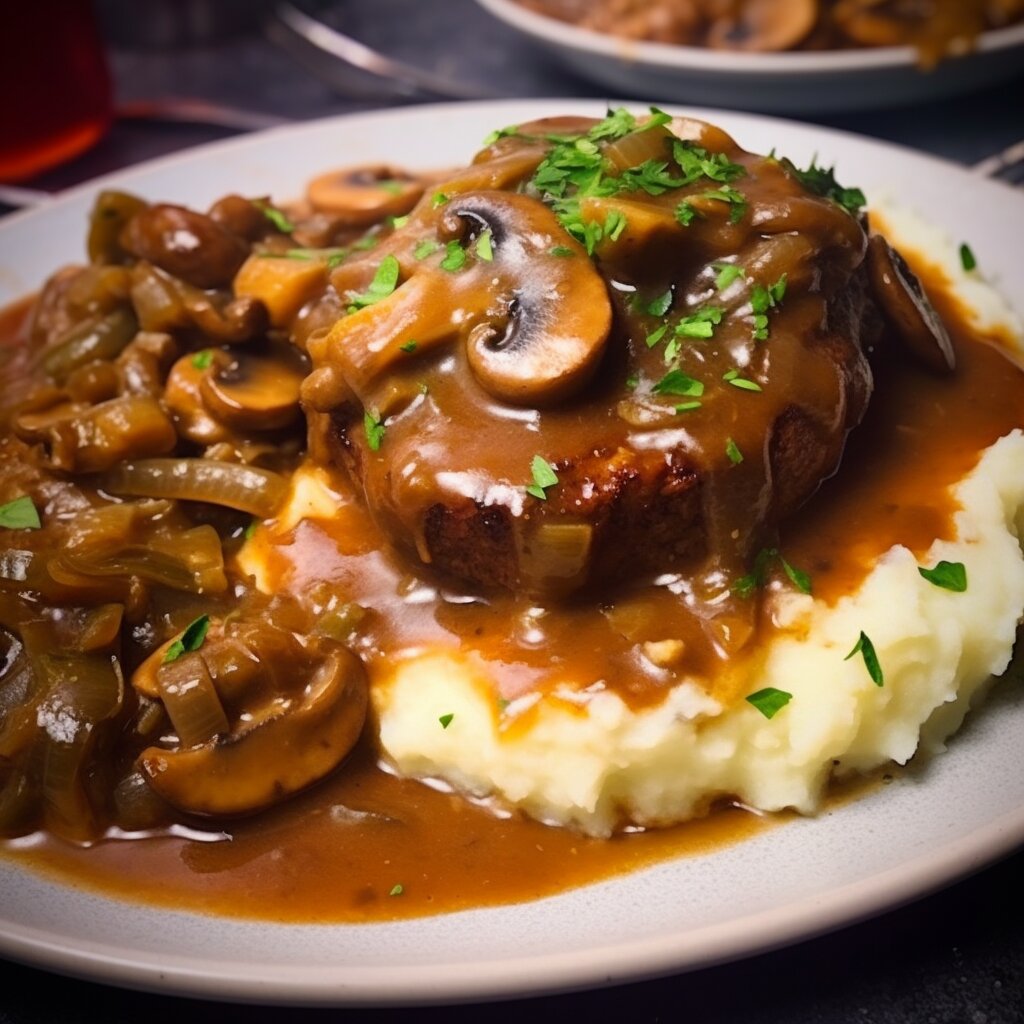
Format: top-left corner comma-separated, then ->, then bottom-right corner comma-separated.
1,255 -> 1022,923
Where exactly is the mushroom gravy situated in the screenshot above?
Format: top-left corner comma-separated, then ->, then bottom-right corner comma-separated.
1,110 -> 1023,921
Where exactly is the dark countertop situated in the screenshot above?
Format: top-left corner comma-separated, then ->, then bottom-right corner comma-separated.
1,3 -> 1023,1020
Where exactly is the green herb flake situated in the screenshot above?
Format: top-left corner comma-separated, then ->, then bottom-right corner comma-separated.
432,192 -> 450,208
352,235 -> 379,252
674,400 -> 702,413
327,251 -> 348,270
347,254 -> 401,311
440,240 -> 468,272
959,243 -> 977,272
676,306 -> 723,340
414,238 -> 441,260
377,179 -> 405,196
482,124 -> 520,147
675,202 -> 699,227
780,556 -> 812,595
475,229 -> 494,262
723,368 -> 762,392
918,560 -> 968,593
604,208 -> 628,241
645,323 -> 669,349
587,107 -> 637,141
388,883 -> 405,896
646,289 -> 673,317
526,454 -> 559,500
243,518 -> 259,540
671,140 -> 746,186
191,349 -> 214,370
549,245 -> 575,257
725,437 -> 744,465
653,369 -> 704,398
844,631 -> 884,686
625,372 -> 640,391
390,214 -> 410,229
163,614 -> 211,664
399,340 -> 418,354
713,263 -> 746,291
364,409 -> 386,452
785,157 -> 866,215
644,106 -> 672,130
746,687 -> 793,720
620,160 -> 684,197
256,201 -> 295,234
0,496 -> 41,530
439,713 -> 455,729
700,185 -> 748,224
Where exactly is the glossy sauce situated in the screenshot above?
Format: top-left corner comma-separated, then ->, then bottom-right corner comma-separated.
2,248 -> 1021,921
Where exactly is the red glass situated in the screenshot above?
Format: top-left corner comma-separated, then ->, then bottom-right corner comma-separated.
0,2 -> 113,183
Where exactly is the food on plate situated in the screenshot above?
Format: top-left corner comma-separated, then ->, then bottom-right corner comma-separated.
512,0 -> 1024,64
1,107 -> 1022,917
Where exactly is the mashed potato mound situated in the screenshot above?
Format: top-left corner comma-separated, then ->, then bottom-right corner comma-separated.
376,432 -> 1024,836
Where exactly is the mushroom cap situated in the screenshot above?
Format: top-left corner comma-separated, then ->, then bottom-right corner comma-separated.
706,0 -> 818,51
137,643 -> 368,817
866,235 -> 955,374
199,344 -> 307,431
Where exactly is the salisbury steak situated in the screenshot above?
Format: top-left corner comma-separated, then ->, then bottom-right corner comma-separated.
302,112 -> 939,600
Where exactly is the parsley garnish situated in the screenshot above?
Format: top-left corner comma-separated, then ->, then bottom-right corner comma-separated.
780,556 -> 812,595
0,496 -> 41,530
399,340 -> 418,353
700,185 -> 748,224
733,548 -> 812,598
526,455 -> 559,500
390,214 -> 410,229
256,201 -> 295,233
646,289 -> 673,317
414,239 -> 440,260
746,687 -> 793,720
671,140 -> 746,186
653,370 -> 704,398
713,263 -> 746,290
725,437 -> 744,464
604,208 -> 627,241
348,254 -> 401,311
191,349 -> 213,370
645,323 -> 669,349
619,160 -> 683,196
845,631 -> 884,686
243,518 -> 259,540
163,615 -> 211,664
675,202 -> 699,227
675,307 -> 723,340
439,713 -> 455,729
723,368 -> 762,392
482,124 -> 520,147
364,409 -> 386,451
432,192 -> 450,207
549,245 -> 575,257
750,274 -> 787,340
352,235 -> 379,252
675,400 -> 702,413
440,240 -> 467,272
625,373 -> 639,391
959,243 -> 977,272
918,560 -> 967,592
475,229 -> 494,262
377,179 -> 405,196
786,158 -> 866,215
388,883 -> 405,896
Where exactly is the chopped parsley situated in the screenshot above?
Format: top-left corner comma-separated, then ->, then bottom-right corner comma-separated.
746,687 -> 793,720
713,262 -> 746,291
645,323 -> 669,349
751,273 -> 788,340
0,496 -> 41,530
675,202 -> 699,227
243,518 -> 259,540
959,243 -> 977,272
399,340 -> 418,353
700,185 -> 748,224
482,124 -> 520,147
653,369 -> 704,398
604,208 -> 628,241
390,214 -> 410,229
377,179 -> 405,196
625,372 -> 640,391
646,289 -> 673,317
845,631 -> 884,686
549,245 -> 575,257
364,409 -> 386,451
191,349 -> 213,370
348,254 -> 401,310
475,229 -> 494,262
431,192 -> 450,207
725,437 -> 744,465
918,560 -> 968,592
255,200 -> 295,233
671,140 -> 746,186
733,548 -> 812,598
388,883 -> 405,896
675,306 -> 723,340
619,160 -> 683,196
785,157 -> 866,215
440,240 -> 467,272
526,455 -> 559,500
163,615 -> 211,664
723,368 -> 762,392
439,713 -> 455,729
352,234 -> 379,251
414,239 -> 440,260
675,400 -> 702,413
780,556 -> 812,595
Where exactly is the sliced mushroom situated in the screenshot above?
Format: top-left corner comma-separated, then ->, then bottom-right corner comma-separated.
447,192 -> 613,405
135,638 -> 367,817
706,0 -> 817,51
199,344 -> 307,431
164,348 -> 235,444
306,164 -> 425,226
866,235 -> 955,374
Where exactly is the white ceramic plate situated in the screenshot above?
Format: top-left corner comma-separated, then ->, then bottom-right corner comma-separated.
0,101 -> 1022,1007
476,0 -> 1024,113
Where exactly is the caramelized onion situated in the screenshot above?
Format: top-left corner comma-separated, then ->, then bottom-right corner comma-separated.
102,458 -> 289,517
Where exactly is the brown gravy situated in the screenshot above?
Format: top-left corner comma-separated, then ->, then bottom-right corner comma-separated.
2,252 -> 1021,922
